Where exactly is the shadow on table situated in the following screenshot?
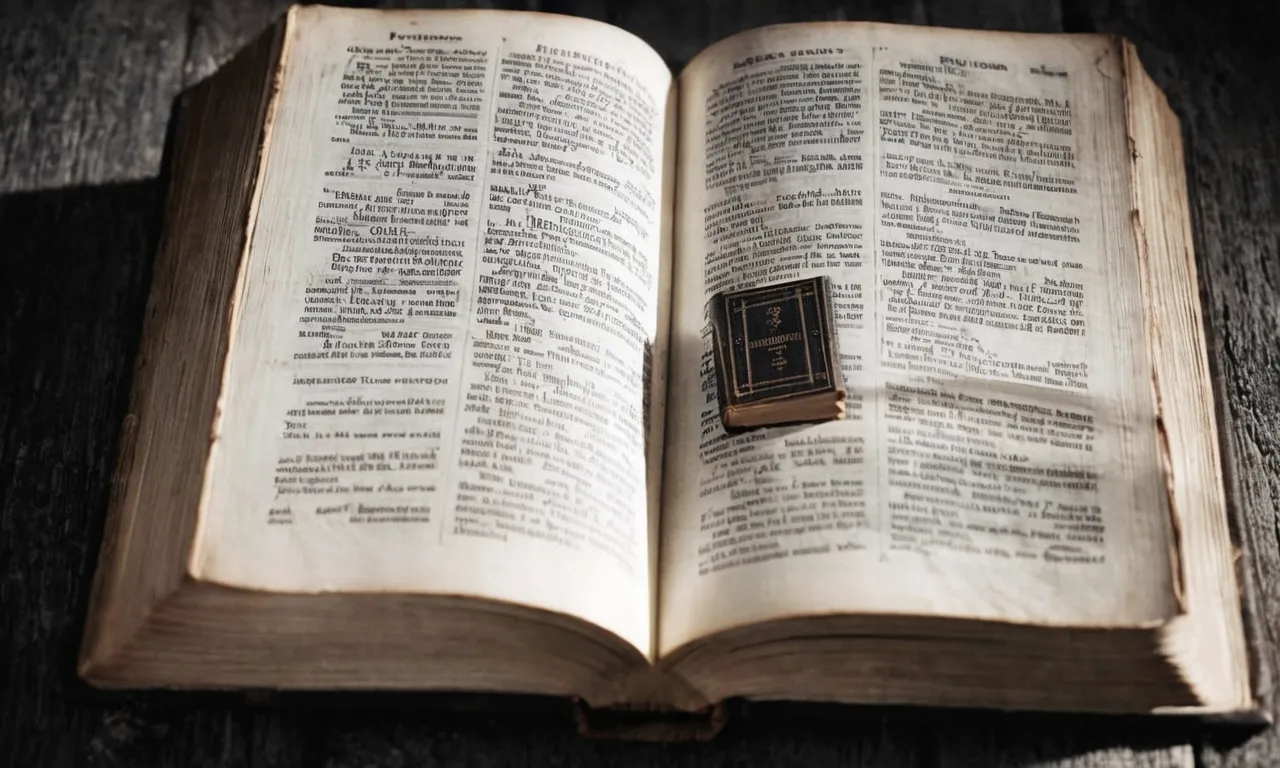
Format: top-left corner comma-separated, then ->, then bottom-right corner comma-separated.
0,178 -> 162,765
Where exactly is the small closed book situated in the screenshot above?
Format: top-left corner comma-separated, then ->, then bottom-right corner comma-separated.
709,277 -> 847,430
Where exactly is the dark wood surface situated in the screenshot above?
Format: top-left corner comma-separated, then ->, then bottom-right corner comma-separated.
2,0 -> 1277,765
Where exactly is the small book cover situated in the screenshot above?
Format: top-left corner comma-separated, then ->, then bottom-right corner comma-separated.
709,276 -> 846,431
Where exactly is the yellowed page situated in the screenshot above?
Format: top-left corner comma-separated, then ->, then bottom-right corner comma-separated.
191,7 -> 673,657
659,23 -> 1179,654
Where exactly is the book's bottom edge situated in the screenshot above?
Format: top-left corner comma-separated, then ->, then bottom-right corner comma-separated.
68,684 -> 1269,733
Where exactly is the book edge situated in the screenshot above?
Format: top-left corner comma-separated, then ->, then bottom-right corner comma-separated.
185,7 -> 297,582
1120,39 -> 1262,715
78,15 -> 291,680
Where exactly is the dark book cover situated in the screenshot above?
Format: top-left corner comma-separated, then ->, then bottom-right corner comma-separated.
709,276 -> 845,431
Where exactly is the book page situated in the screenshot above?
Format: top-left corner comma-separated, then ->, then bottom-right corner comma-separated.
659,23 -> 1180,654
191,8 -> 674,657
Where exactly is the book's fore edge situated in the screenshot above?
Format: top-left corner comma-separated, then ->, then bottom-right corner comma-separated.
1123,44 -> 1272,720
187,8 -> 297,580
1118,37 -> 1188,616
78,17 -> 290,681
1119,40 -> 1262,716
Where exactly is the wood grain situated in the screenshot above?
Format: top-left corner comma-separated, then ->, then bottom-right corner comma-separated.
2,0 -> 1277,765
0,0 -> 189,192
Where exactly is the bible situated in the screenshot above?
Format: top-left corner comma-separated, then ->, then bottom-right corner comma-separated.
80,5 -> 1265,736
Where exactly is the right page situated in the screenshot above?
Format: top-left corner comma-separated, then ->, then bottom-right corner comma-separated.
660,23 -> 1181,654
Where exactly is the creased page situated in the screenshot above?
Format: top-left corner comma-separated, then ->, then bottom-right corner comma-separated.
192,8 -> 673,656
659,23 -> 1179,654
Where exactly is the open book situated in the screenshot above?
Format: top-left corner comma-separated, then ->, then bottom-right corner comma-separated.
80,5 -> 1262,733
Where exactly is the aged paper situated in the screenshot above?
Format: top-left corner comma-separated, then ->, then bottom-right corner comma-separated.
659,23 -> 1180,654
192,8 -> 673,657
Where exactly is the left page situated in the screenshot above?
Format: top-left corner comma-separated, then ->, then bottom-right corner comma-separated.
190,7 -> 674,657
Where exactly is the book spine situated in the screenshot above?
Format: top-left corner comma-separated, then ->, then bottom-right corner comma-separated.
707,292 -> 737,432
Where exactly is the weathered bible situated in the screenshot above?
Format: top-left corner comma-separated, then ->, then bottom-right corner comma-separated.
80,5 -> 1265,736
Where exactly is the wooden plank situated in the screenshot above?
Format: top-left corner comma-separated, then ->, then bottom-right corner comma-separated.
931,722 -> 1195,768
0,1 -> 191,765
0,0 -> 189,191
924,0 -> 1062,31
0,183 -> 160,765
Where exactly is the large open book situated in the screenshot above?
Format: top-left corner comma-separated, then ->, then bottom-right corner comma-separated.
80,5 -> 1262,733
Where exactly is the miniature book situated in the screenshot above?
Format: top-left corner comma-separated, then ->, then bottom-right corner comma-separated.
709,277 -> 846,430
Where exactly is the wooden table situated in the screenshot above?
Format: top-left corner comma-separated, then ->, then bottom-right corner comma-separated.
2,0 -> 1276,765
